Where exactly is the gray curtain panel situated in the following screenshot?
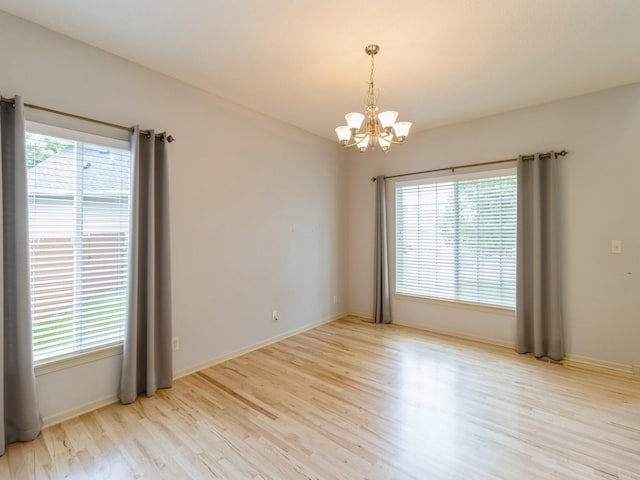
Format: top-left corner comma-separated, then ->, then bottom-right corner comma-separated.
0,96 -> 42,455
119,127 -> 173,404
516,152 -> 564,361
373,176 -> 391,324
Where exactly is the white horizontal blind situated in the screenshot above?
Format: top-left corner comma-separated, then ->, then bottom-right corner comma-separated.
26,125 -> 131,363
396,171 -> 517,309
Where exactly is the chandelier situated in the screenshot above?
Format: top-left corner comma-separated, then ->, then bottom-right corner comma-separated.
335,44 -> 412,153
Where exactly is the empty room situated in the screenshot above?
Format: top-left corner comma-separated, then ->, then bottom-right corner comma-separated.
0,1 -> 639,478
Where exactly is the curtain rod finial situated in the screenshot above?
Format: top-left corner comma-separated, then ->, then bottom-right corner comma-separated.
371,177 -> 377,182
557,150 -> 568,157
167,135 -> 175,143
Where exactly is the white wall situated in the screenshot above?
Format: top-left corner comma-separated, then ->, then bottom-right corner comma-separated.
348,83 -> 640,366
0,11 -> 349,420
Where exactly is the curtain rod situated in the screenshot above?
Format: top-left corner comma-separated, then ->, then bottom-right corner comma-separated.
1,96 -> 175,143
371,150 -> 568,182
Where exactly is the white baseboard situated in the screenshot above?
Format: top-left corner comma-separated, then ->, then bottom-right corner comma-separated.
173,312 -> 347,380
42,310 -> 635,428
347,312 -> 638,378
392,318 -> 515,350
348,311 -> 515,349
564,354 -> 636,376
43,394 -> 120,429
42,312 -> 347,429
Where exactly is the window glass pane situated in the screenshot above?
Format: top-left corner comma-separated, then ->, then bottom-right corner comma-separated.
26,128 -> 131,363
396,171 -> 516,309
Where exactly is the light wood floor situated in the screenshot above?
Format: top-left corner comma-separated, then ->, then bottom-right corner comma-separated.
2,316 -> 639,479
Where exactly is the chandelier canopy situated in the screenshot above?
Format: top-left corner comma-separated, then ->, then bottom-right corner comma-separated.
335,44 -> 412,153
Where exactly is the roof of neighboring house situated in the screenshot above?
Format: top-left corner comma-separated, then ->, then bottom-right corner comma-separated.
28,144 -> 130,195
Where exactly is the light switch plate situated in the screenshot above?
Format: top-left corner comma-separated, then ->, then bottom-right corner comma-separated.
611,240 -> 622,254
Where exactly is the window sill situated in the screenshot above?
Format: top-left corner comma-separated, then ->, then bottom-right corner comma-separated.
35,344 -> 123,377
394,293 -> 515,316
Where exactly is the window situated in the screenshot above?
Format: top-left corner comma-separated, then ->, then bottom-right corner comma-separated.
395,169 -> 517,309
26,123 -> 132,363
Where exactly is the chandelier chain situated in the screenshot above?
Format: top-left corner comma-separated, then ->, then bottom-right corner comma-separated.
368,51 -> 375,107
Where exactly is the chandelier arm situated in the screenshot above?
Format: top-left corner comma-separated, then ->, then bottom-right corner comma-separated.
339,133 -> 406,149
340,137 -> 365,148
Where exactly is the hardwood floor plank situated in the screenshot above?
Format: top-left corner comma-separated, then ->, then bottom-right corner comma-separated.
2,316 -> 639,479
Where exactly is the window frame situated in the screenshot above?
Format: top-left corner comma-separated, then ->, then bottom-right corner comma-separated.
392,166 -> 517,313
26,121 -> 132,369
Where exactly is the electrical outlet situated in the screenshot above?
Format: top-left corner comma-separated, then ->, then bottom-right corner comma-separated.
272,311 -> 278,322
333,295 -> 338,305
611,240 -> 622,254
172,337 -> 179,352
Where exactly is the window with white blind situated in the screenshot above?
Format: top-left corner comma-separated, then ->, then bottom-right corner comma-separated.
26,122 -> 131,363
395,169 -> 517,309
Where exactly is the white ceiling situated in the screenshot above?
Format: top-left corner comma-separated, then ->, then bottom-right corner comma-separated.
1,0 -> 640,140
